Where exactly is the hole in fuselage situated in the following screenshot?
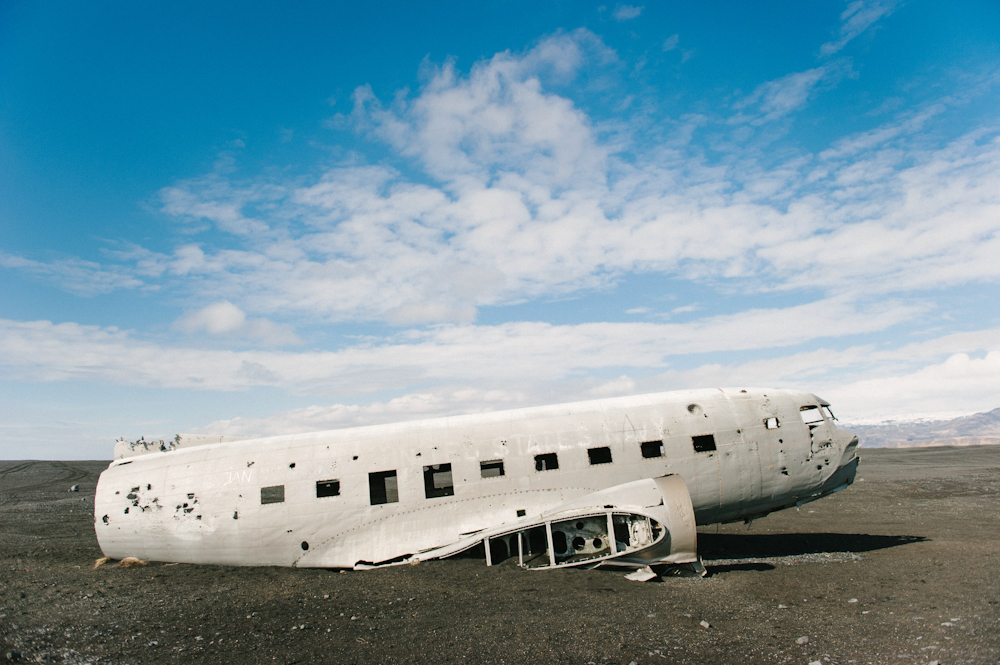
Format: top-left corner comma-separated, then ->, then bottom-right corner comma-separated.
552,530 -> 568,555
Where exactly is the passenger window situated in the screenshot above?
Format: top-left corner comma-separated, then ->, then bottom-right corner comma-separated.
369,470 -> 399,505
764,417 -> 780,430
640,440 -> 663,458
800,406 -> 824,424
316,479 -> 340,498
692,434 -> 716,453
260,485 -> 285,505
587,446 -> 613,465
423,464 -> 454,498
480,460 -> 505,478
534,453 -> 559,471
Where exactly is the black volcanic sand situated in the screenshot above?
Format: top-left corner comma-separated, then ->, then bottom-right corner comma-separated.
1,447 -> 998,664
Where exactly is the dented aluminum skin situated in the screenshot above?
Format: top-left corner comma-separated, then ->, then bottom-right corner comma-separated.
94,387 -> 858,570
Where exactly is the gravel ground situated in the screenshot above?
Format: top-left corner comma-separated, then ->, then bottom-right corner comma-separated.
1,446 -> 998,664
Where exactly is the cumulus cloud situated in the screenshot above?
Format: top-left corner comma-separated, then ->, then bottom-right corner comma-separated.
821,0 -> 900,56
349,32 -> 611,189
173,301 -> 301,346
122,31 -> 998,333
175,301 -> 247,334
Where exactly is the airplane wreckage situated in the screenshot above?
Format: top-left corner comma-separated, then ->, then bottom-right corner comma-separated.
95,388 -> 859,574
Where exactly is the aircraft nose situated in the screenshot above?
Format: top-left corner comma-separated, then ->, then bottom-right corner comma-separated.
836,430 -> 860,467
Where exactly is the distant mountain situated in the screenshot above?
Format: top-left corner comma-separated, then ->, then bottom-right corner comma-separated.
845,408 -> 1000,448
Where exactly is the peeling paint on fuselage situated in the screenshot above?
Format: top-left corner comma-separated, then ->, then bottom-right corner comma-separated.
94,387 -> 858,568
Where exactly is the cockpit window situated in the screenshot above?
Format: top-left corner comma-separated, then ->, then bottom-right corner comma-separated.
821,406 -> 836,421
800,406 -> 824,424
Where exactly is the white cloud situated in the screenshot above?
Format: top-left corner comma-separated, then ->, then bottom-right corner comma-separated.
0,298 -> 922,393
0,30 -> 972,341
7,25 -> 1000,454
173,301 -> 301,346
616,330 -> 1000,424
175,301 -> 246,334
821,0 -> 900,56
194,387 -> 530,437
827,351 -> 1000,421
731,63 -> 848,125
190,332 -> 1000,437
150,119 -> 1000,325
160,179 -> 273,236
588,375 -> 636,397
350,32 -> 611,189
0,251 -> 145,296
613,5 -> 643,21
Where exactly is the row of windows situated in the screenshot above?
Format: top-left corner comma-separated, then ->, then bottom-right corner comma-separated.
259,435 -> 721,507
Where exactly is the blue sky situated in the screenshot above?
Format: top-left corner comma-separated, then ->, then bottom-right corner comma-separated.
2,1 -> 999,459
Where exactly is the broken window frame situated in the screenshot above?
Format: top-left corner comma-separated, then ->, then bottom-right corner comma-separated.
369,470 -> 399,505
316,479 -> 341,498
800,405 -> 824,424
691,434 -> 717,453
260,485 -> 285,505
534,452 -> 559,472
423,463 -> 455,499
480,459 -> 505,478
640,439 -> 664,458
587,446 -> 613,465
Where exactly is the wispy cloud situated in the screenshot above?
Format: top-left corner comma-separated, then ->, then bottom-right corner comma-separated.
613,5 -> 643,21
588,375 -> 636,397
0,298 -> 921,393
0,251 -> 145,296
192,329 -> 1000,436
731,61 -> 851,125
194,387 -> 530,437
821,0 -> 900,56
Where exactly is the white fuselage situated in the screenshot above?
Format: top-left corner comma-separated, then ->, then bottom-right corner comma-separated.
94,387 -> 858,568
